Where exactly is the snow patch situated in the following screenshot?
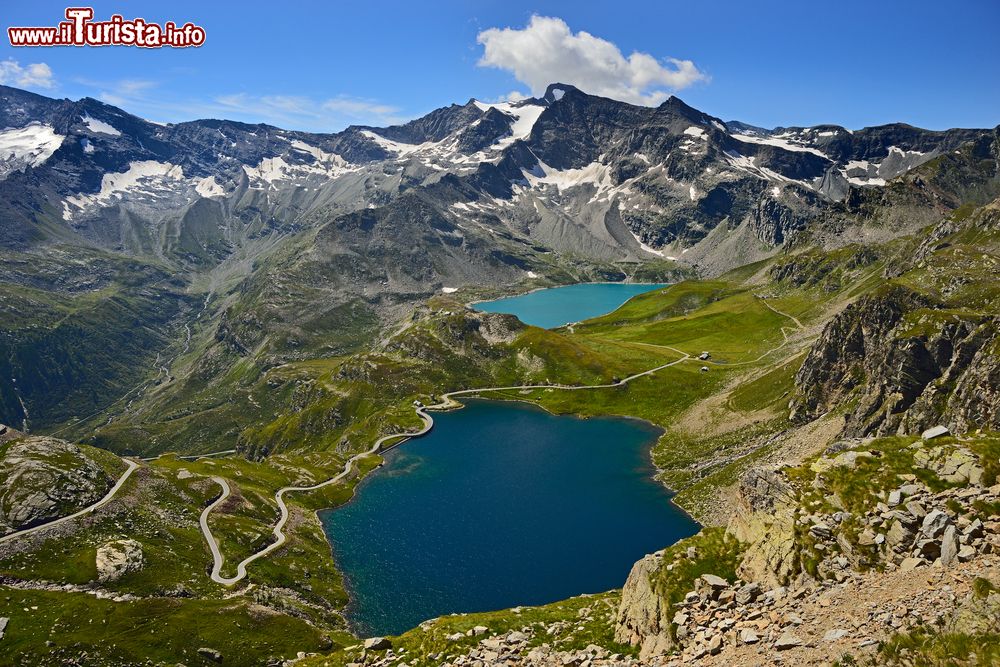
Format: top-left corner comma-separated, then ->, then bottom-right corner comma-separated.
732,133 -> 828,158
526,271 -> 538,278
524,159 -> 614,195
683,126 -> 707,139
65,160 -> 184,213
622,224 -> 665,258
289,139 -> 349,167
887,145 -> 928,159
360,130 -> 447,158
243,146 -> 353,185
0,123 -> 64,179
196,176 -> 225,198
551,88 -> 566,101
474,101 -> 546,150
82,114 -> 121,137
441,287 -> 458,294
847,176 -> 886,186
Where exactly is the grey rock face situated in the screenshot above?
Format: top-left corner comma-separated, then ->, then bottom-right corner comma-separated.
789,285 -> 1000,437
0,435 -> 113,535
614,552 -> 674,660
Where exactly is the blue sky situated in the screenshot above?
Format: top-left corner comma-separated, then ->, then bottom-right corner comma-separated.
1,0 -> 998,132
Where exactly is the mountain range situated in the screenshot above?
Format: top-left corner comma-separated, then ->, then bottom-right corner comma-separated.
1,81 -> 997,438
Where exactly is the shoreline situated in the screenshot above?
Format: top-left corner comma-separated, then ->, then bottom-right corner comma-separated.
321,394 -> 698,637
199,309 -> 703,601
464,280 -> 671,310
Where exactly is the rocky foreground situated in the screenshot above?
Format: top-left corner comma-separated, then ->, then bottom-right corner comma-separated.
613,430 -> 1000,665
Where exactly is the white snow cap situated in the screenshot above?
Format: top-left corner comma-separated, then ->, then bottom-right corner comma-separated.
0,123 -> 65,179
82,114 -> 122,137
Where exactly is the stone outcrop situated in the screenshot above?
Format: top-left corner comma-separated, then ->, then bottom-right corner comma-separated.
614,552 -> 674,660
613,434 -> 1000,664
789,286 -> 1000,437
729,469 -> 797,588
0,435 -> 113,535
95,539 -> 144,582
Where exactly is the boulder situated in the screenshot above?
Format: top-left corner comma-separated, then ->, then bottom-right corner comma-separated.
905,500 -> 927,519
774,632 -> 803,650
0,617 -> 8,641
96,539 -> 143,583
915,538 -> 942,560
735,582 -> 760,604
615,553 -> 674,659
949,592 -> 1000,635
920,510 -> 951,539
965,519 -> 985,539
940,525 -> 960,566
197,647 -> 222,663
363,637 -> 391,651
886,520 -> 915,552
699,574 -> 729,590
0,436 -> 114,535
809,522 -> 833,540
921,425 -> 950,440
836,450 -> 874,468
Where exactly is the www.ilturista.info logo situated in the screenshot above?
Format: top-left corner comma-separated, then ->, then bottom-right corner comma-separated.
8,7 -> 205,48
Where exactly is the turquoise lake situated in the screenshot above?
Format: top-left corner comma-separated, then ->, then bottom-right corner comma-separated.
474,282 -> 667,329
321,399 -> 699,636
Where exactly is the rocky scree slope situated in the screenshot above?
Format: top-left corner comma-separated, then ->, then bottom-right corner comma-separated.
612,431 -> 1000,665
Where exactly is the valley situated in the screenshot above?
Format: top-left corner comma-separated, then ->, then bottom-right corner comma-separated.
0,77 -> 997,667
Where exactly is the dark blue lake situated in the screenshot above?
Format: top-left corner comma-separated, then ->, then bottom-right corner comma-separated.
474,283 -> 667,329
321,399 -> 698,636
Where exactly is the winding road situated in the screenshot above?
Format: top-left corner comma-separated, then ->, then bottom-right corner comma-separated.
201,298 -> 810,585
0,459 -> 139,545
200,351 -> 693,585
0,292 -> 807,585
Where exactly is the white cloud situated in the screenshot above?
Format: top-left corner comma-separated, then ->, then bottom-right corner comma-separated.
74,77 -> 406,131
477,16 -> 707,106
213,93 -> 405,128
0,59 -> 54,89
497,90 -> 529,103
